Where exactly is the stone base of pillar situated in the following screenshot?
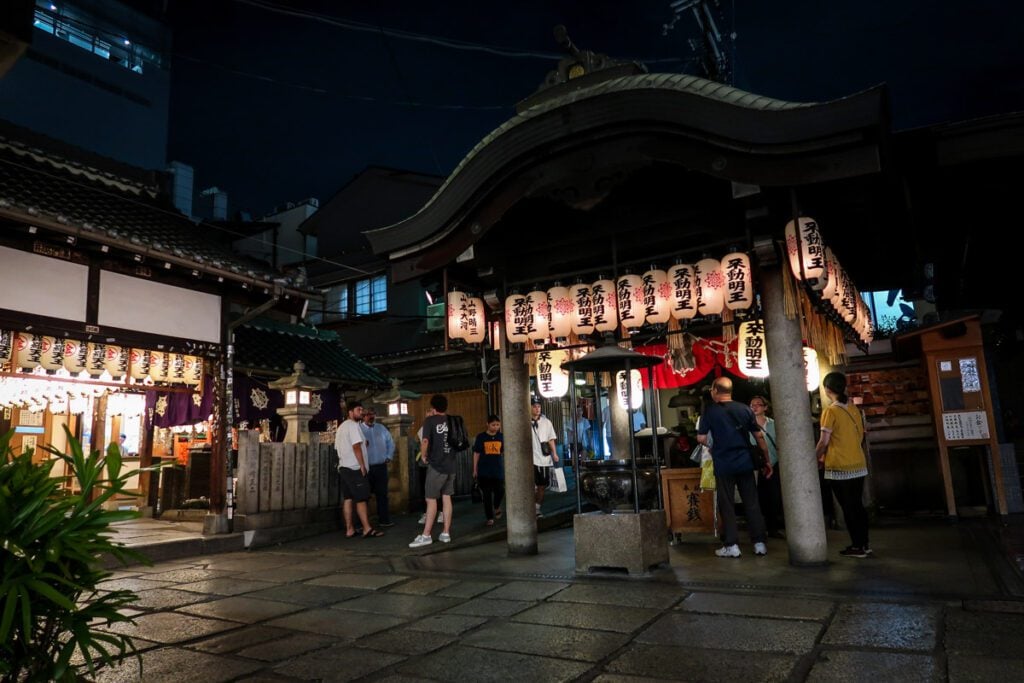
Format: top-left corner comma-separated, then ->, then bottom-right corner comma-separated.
574,510 -> 669,575
202,512 -> 230,535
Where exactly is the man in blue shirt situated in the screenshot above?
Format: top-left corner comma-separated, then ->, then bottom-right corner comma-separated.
361,407 -> 395,527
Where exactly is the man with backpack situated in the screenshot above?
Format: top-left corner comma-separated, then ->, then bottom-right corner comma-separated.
409,394 -> 466,548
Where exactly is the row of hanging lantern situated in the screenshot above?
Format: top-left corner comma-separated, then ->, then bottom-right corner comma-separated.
0,330 -> 203,386
736,320 -> 822,391
785,218 -> 873,345
0,372 -> 147,415
535,346 -> 645,404
501,251 -> 755,345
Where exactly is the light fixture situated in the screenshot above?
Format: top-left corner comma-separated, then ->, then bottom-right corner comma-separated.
695,257 -> 724,315
424,290 -> 434,305
668,262 -> 697,320
28,226 -> 37,234
737,320 -> 769,378
133,253 -> 143,263
191,269 -> 200,277
536,349 -> 569,398
65,235 -> 76,245
591,277 -> 618,332
642,267 -> 671,324
217,276 -> 224,283
616,271 -> 644,329
123,39 -> 130,45
615,369 -> 644,410
569,281 -> 595,336
785,217 -> 827,290
100,244 -> 109,253
722,251 -> 754,311
164,262 -> 172,270
546,284 -> 573,339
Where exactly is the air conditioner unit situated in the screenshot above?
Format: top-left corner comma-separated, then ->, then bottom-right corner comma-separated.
425,302 -> 445,331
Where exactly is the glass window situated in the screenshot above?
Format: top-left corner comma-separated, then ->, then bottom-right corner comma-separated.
862,289 -> 916,336
355,275 -> 387,315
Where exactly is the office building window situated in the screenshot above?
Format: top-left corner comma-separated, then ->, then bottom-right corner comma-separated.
355,275 -> 387,315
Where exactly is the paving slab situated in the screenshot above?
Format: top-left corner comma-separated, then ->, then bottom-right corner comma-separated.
593,675 -> 684,683
244,583 -> 369,607
822,603 -> 939,651
141,568 -> 233,584
234,566 -> 334,583
272,644 -> 405,681
807,650 -> 942,682
636,612 -> 822,654
433,580 -> 503,598
306,573 -> 409,590
406,613 -> 489,635
102,611 -> 240,644
92,646 -> 263,683
947,654 -> 1024,682
202,554 -> 300,572
127,562 -> 198,574
235,632 -> 337,661
395,644 -> 590,682
264,608 -> 406,639
175,578 -> 275,596
178,596 -> 306,623
329,592 -> 460,618
512,601 -> 660,633
130,587 -> 209,610
99,577 -> 175,592
679,592 -> 834,621
357,628 -> 458,656
481,580 -> 570,601
461,621 -> 630,662
549,582 -> 685,609
604,643 -> 797,682
389,578 -> 460,595
944,608 -> 1024,656
187,625 -> 293,654
444,597 -> 534,618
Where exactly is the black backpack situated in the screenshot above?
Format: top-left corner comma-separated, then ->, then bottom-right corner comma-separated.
446,414 -> 470,451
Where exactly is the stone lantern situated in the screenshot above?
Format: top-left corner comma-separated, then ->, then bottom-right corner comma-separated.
268,361 -> 328,444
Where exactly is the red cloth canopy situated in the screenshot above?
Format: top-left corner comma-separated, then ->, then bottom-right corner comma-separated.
634,339 -> 748,389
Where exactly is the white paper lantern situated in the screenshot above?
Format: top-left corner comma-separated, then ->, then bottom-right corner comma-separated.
446,290 -> 469,341
149,350 -> 169,382
465,297 -> 486,344
616,273 -> 645,329
527,290 -> 550,343
129,348 -> 150,380
570,282 -> 595,335
85,343 -> 106,377
615,369 -> 644,410
591,279 -> 618,332
39,336 -> 65,372
14,333 -> 41,370
695,258 -> 724,315
63,339 -> 87,374
536,349 -> 569,398
183,355 -> 203,386
168,353 -> 187,384
722,252 -> 754,311
547,285 -> 573,339
0,330 -> 12,363
642,268 -> 672,324
803,346 -> 820,391
104,345 -> 129,379
504,293 -> 533,344
668,263 -> 697,320
821,248 -> 839,307
737,320 -> 769,378
839,271 -> 857,323
785,216 -> 828,290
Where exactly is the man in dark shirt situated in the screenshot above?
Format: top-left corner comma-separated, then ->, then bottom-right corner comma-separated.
410,394 -> 456,548
697,377 -> 773,558
472,415 -> 504,526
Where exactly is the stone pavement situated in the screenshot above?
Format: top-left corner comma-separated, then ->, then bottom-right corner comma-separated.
90,502 -> 1024,682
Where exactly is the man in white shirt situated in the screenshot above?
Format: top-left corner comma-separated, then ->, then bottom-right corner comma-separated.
531,397 -> 558,517
334,400 -> 383,538
360,407 -> 395,527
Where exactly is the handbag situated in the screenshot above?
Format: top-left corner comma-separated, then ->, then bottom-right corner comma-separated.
549,467 -> 568,493
532,419 -> 553,458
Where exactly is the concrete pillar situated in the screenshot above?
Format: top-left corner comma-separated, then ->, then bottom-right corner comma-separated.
756,241 -> 827,565
609,395 -> 631,458
379,414 -> 413,513
499,320 -> 537,555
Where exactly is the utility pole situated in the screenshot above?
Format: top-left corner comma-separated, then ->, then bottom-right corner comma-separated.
663,0 -> 732,84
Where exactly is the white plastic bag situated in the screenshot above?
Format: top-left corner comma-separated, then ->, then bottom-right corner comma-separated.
549,467 -> 568,493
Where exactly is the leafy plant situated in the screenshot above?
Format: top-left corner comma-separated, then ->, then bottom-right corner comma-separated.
0,427 -> 150,682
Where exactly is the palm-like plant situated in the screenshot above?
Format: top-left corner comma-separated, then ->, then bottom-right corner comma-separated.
0,427 -> 149,681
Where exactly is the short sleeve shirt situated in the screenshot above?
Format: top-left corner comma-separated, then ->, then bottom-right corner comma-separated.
697,401 -> 761,476
531,415 -> 557,466
423,414 -> 456,474
335,419 -> 366,471
473,431 -> 504,479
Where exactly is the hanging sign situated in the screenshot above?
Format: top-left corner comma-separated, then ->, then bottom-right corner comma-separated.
722,252 -> 754,311
591,279 -> 618,332
737,320 -> 769,378
536,349 -> 569,398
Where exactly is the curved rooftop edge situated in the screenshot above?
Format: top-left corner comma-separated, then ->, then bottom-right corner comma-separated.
365,72 -> 888,257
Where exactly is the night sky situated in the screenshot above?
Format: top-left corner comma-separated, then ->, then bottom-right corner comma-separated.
166,0 -> 1024,216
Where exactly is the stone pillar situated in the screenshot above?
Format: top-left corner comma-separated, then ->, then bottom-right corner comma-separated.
379,413 -> 413,513
499,320 -> 537,555
756,240 -> 827,565
276,405 -> 317,444
609,395 -> 631,458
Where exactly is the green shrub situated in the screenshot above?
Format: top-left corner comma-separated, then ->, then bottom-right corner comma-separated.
0,428 -> 150,681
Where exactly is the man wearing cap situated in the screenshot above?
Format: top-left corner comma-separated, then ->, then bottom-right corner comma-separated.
531,397 -> 558,518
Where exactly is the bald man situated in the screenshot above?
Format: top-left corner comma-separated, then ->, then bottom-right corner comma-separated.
696,377 -> 773,558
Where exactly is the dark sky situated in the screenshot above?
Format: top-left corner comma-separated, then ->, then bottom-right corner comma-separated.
166,0 -> 1024,216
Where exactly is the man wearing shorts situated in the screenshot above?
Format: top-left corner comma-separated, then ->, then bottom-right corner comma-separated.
335,400 -> 383,538
531,397 -> 558,518
410,394 -> 456,548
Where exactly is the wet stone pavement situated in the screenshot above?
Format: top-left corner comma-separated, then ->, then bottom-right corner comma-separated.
89,515 -> 1024,683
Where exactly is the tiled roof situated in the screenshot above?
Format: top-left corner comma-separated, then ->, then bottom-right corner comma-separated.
0,128 -> 310,292
233,319 -> 388,386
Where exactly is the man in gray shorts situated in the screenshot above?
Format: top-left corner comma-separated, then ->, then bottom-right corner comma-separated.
410,394 -> 456,548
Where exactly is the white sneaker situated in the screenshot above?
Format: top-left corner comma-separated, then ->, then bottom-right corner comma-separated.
438,532 -> 451,543
754,542 -> 767,556
437,512 -> 444,523
535,503 -> 543,518
715,544 -> 741,558
408,534 -> 433,548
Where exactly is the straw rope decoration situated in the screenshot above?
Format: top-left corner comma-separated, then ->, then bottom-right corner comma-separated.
720,307 -> 735,344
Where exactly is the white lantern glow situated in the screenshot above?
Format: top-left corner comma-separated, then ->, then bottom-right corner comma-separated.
722,252 -> 754,311
149,350 -> 169,382
465,297 -> 486,344
547,285 -> 573,339
63,339 -> 87,374
821,247 -> 839,306
839,270 -> 857,323
616,273 -> 645,329
39,336 -> 65,372
615,369 -> 644,410
446,290 -> 469,340
129,348 -> 150,380
785,216 -> 827,290
737,320 -> 769,378
14,333 -> 41,370
536,349 -> 569,398
504,293 -> 534,344
183,355 -> 203,386
104,344 -> 129,379
0,330 -> 12,363
168,353 -> 187,384
642,268 -> 671,324
803,346 -> 820,391
591,279 -> 618,332
527,290 -> 550,343
695,258 -> 724,315
569,282 -> 595,335
668,263 -> 697,320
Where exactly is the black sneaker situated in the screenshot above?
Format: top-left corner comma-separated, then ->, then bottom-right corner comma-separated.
839,546 -> 869,558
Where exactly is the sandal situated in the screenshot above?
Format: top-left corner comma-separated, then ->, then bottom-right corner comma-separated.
362,528 -> 385,538
495,509 -> 503,519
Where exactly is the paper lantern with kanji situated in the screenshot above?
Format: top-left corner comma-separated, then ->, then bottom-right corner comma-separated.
642,268 -> 671,324
13,333 -> 41,370
104,344 -> 129,378
616,273 -> 645,329
547,285 -> 573,339
168,352 -> 187,384
615,369 -> 644,410
722,252 -> 754,311
129,348 -> 150,380
785,217 -> 827,290
85,343 -> 106,377
183,355 -> 203,386
504,293 -> 534,344
803,346 -> 820,391
591,279 -> 618,332
0,330 -> 12,363
839,270 -> 858,323
149,350 -> 169,382
695,258 -> 724,315
821,248 -> 839,308
570,282 -> 595,335
465,297 -> 486,344
446,290 -> 469,340
737,320 -> 769,378
39,335 -> 65,372
668,263 -> 697,320
527,290 -> 550,343
63,339 -> 87,374
536,349 -> 569,398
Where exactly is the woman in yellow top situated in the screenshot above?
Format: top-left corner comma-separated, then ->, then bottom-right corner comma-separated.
815,372 -> 871,558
